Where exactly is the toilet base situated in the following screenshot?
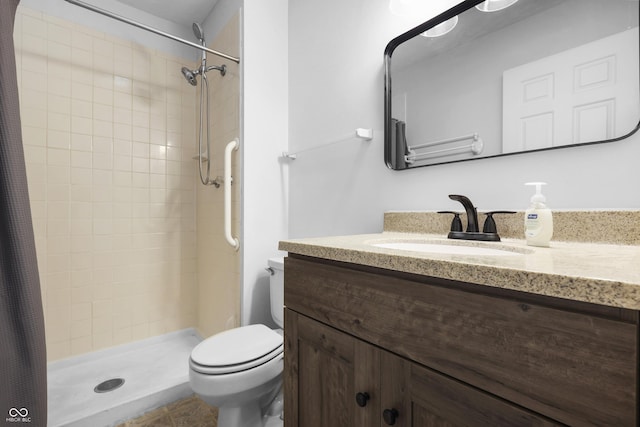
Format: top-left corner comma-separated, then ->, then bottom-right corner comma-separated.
204,377 -> 283,427
216,397 -> 283,427
218,403 -> 262,427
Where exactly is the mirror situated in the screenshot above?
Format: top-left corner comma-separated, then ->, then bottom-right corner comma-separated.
384,0 -> 640,169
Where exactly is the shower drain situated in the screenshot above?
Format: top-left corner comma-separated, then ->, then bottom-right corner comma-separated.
94,378 -> 125,393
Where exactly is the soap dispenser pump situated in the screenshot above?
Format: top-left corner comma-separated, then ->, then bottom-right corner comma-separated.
524,182 -> 553,247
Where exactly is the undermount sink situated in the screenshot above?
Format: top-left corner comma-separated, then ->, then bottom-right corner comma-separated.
371,240 -> 531,256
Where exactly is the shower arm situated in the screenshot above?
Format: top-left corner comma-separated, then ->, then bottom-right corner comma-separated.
63,0 -> 240,64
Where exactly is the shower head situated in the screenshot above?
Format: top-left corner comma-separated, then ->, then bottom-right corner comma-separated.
181,67 -> 198,86
192,22 -> 205,43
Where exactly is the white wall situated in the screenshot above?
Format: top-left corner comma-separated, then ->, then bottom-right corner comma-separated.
288,0 -> 640,239
203,0 -> 242,42
241,0 -> 289,326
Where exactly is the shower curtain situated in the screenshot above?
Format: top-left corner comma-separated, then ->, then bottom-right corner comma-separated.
0,1 -> 47,426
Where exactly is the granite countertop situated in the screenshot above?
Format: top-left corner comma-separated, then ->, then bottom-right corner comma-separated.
278,231 -> 640,310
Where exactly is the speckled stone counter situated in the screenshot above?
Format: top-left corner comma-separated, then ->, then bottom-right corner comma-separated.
279,224 -> 640,310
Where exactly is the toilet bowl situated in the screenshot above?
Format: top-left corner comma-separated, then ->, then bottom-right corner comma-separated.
189,257 -> 285,427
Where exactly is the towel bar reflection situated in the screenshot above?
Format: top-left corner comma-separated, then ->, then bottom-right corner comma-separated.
406,133 -> 483,164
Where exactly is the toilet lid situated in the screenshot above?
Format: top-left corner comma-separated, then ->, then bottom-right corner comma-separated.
190,324 -> 283,369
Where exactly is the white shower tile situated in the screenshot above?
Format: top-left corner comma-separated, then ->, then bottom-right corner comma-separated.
92,331 -> 113,350
46,306 -> 71,342
132,157 -> 149,173
22,14 -> 47,37
70,235 -> 92,252
92,152 -> 113,170
48,111 -> 71,132
71,150 -> 92,168
48,94 -> 71,113
48,75 -> 72,97
47,131 -> 70,152
114,92 -> 132,110
47,22 -> 72,45
70,335 -> 92,354
132,141 -> 149,158
71,65 -> 93,85
93,119 -> 113,138
113,187 -> 132,203
71,302 -> 92,322
48,41 -> 71,62
133,125 -> 150,142
46,271 -> 70,291
93,38 -> 114,58
48,288 -> 71,308
22,107 -> 47,128
72,82 -> 93,102
113,327 -> 133,345
21,88 -> 47,110
149,174 -> 165,189
48,184 -> 70,201
114,123 -> 131,140
47,147 -> 70,166
114,154 -> 132,171
47,201 -> 70,219
71,116 -> 92,135
71,286 -> 92,305
93,87 -> 113,106
70,167 -> 92,185
70,217 -> 92,235
93,103 -> 113,122
71,133 -> 92,151
18,6 -> 206,366
149,128 -> 166,145
71,30 -> 92,51
132,110 -> 149,128
150,159 -> 165,174
93,54 -> 114,74
21,50 -> 47,73
71,99 -> 92,118
71,251 -> 92,271
113,219 -> 132,235
46,340 -> 71,362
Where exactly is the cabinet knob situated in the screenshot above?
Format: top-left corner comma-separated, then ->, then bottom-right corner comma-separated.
383,408 -> 399,425
355,392 -> 370,407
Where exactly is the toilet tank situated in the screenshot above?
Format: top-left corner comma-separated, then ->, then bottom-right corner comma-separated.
268,257 -> 285,328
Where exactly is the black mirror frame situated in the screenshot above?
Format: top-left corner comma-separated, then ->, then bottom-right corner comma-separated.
384,0 -> 640,170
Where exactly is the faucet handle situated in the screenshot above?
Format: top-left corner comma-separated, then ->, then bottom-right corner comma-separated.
482,211 -> 516,234
437,211 -> 463,232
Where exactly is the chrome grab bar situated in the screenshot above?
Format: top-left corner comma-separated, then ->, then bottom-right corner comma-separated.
224,139 -> 240,250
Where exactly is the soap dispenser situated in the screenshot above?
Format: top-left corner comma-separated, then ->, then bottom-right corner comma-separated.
524,182 -> 553,247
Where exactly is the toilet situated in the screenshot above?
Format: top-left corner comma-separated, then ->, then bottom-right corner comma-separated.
189,257 -> 285,427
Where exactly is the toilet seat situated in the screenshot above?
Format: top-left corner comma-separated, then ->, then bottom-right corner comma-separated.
190,324 -> 283,375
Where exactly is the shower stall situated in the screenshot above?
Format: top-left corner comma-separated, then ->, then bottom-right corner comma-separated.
12,1 -> 242,424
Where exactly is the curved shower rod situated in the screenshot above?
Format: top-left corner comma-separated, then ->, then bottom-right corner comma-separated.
63,0 -> 240,64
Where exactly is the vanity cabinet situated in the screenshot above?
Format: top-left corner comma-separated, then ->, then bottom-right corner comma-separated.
283,255 -> 638,427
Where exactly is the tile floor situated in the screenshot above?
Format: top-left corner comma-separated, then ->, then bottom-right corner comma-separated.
116,395 -> 217,427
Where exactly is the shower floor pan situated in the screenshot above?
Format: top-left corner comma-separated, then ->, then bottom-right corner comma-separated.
47,328 -> 202,427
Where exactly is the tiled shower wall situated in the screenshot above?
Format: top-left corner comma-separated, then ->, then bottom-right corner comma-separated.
196,15 -> 241,339
14,6 -> 204,361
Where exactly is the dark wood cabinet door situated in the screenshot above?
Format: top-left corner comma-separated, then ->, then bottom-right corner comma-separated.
380,350 -> 563,427
284,310 -> 379,427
